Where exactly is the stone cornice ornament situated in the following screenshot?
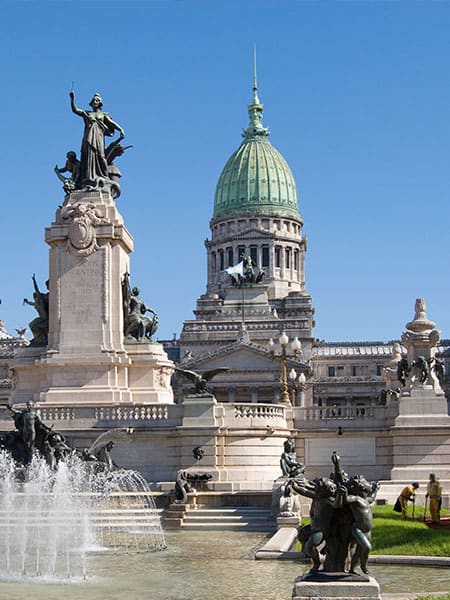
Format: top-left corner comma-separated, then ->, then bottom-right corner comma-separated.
61,202 -> 107,257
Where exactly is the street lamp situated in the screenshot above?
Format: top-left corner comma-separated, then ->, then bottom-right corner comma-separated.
289,368 -> 298,405
268,332 -> 302,404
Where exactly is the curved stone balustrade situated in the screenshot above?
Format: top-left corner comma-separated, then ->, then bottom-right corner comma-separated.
233,403 -> 285,419
225,403 -> 289,429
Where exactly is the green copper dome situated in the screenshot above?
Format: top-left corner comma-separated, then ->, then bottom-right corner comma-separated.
213,80 -> 301,221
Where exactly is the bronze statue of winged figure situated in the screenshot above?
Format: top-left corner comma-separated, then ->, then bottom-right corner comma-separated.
174,367 -> 230,394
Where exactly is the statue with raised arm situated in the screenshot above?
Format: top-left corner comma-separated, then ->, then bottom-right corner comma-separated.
290,475 -> 342,572
69,91 -> 126,193
23,274 -> 49,346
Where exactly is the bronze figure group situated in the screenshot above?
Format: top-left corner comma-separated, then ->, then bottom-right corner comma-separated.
288,451 -> 379,578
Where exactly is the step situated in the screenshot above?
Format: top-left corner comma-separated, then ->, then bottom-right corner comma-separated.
182,522 -> 274,532
183,509 -> 271,517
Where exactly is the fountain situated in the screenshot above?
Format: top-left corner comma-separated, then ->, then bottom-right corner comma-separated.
0,415 -> 166,582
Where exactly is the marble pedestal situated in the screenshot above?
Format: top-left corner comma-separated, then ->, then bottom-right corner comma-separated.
11,188 -> 174,406
390,383 -> 450,480
292,575 -> 381,600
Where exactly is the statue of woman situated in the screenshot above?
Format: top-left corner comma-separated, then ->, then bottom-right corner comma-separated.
126,286 -> 158,342
70,91 -> 125,187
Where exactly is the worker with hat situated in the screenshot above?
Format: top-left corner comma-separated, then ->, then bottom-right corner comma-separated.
426,473 -> 442,524
396,481 -> 419,519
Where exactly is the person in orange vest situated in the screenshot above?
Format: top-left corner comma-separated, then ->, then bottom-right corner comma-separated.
396,482 -> 419,519
426,473 -> 442,524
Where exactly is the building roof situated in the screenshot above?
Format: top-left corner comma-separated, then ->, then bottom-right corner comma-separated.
313,342 -> 395,358
212,72 -> 301,222
313,340 -> 450,358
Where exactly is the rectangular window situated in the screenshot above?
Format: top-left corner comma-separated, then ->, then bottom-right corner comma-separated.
227,247 -> 234,267
376,365 -> 383,376
352,366 -> 357,376
285,248 -> 291,269
262,246 -> 269,267
275,246 -> 281,268
294,250 -> 299,271
250,246 -> 258,265
328,366 -> 335,377
238,245 -> 246,261
219,250 -> 224,271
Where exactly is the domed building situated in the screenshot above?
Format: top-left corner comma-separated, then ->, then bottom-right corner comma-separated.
209,80 -> 306,300
179,76 -> 314,404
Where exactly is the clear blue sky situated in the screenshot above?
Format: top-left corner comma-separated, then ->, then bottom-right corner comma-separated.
1,1 -> 450,343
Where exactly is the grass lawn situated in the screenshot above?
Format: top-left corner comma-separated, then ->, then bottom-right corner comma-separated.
370,505 -> 450,557
296,505 -> 450,557
416,596 -> 450,600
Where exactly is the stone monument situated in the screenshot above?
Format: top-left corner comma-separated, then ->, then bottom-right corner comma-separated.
390,298 -> 450,480
11,91 -> 173,407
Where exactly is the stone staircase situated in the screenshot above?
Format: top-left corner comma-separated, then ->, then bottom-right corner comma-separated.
164,504 -> 275,531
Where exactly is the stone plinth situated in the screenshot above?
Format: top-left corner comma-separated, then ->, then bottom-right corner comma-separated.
125,342 -> 173,404
271,476 -> 302,523
12,188 -> 174,406
181,394 -> 220,427
45,190 -> 133,354
394,384 -> 449,427
292,575 -> 381,600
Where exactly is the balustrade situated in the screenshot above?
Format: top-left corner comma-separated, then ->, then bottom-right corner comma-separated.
233,403 -> 285,420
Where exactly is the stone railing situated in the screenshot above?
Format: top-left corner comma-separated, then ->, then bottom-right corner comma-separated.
0,404 -> 183,430
94,405 -> 170,422
294,405 -> 391,428
233,404 -> 285,419
38,407 -> 76,421
221,402 -> 288,429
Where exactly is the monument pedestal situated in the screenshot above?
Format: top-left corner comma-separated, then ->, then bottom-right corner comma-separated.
292,575 -> 381,600
389,299 -> 450,479
11,188 -> 174,407
393,384 -> 449,427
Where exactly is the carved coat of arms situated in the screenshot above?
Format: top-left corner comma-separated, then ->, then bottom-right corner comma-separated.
61,202 -> 107,257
